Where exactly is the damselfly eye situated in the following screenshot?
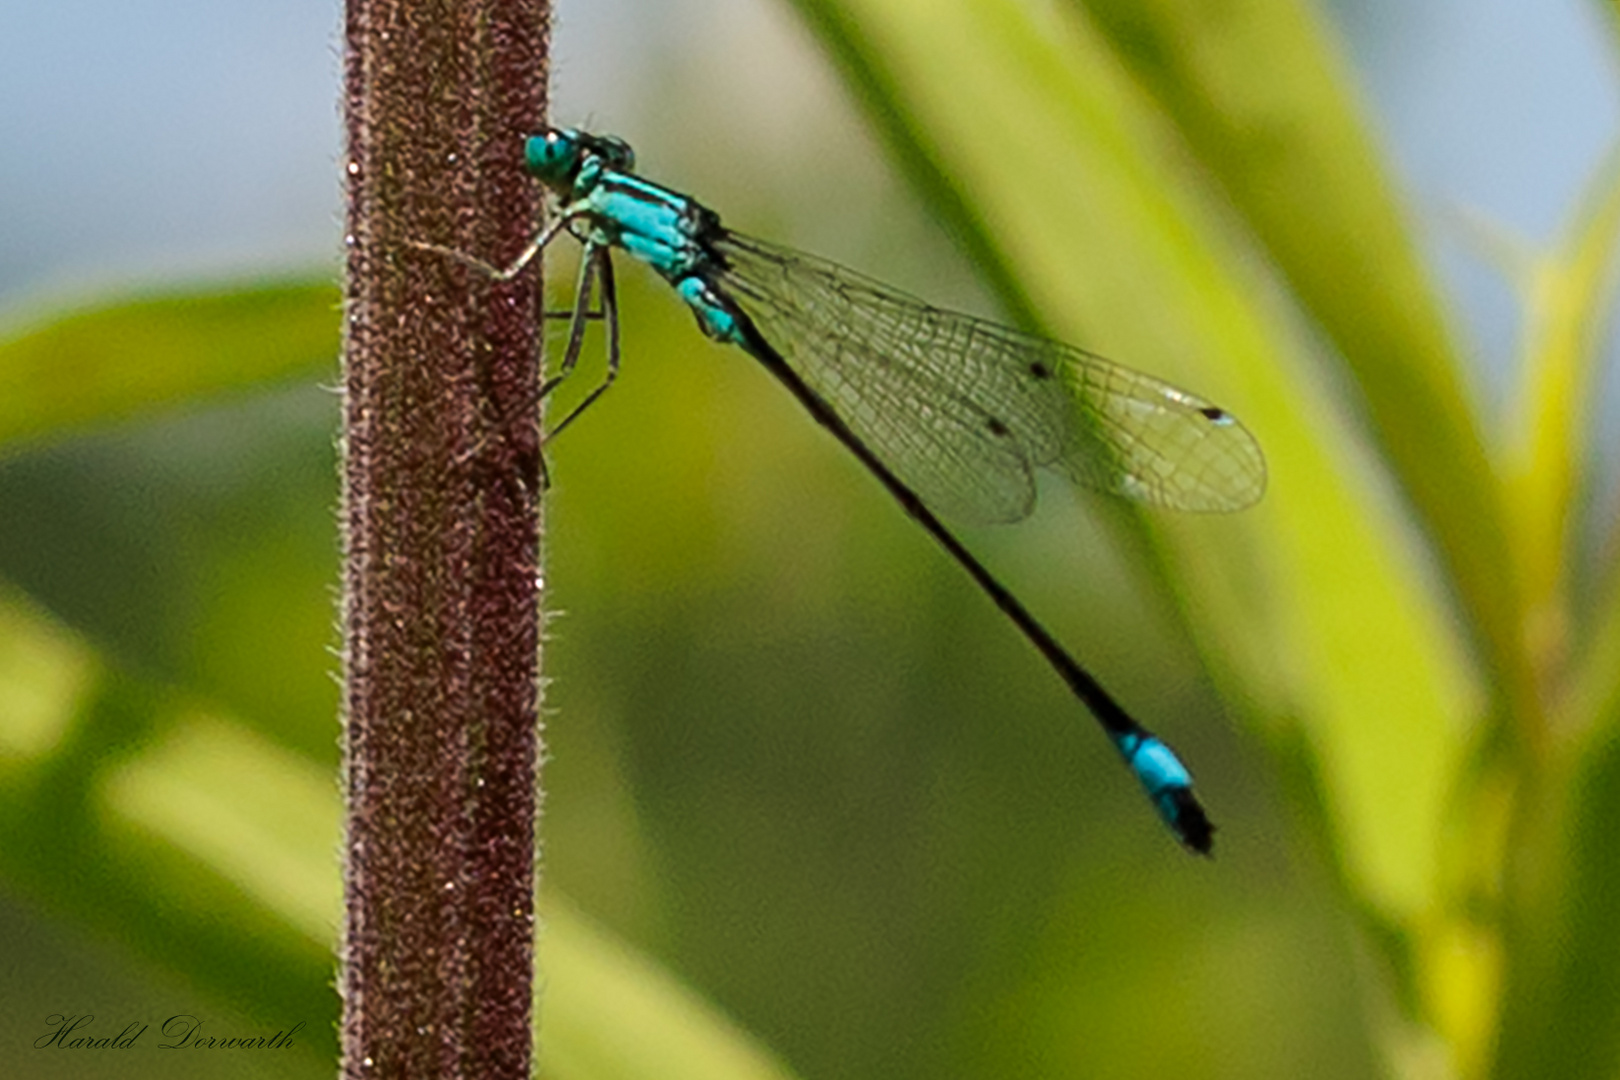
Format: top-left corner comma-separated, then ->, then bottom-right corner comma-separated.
524,129 -> 584,184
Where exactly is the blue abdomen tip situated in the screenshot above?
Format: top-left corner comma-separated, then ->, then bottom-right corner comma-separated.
1115,732 -> 1192,793
1113,731 -> 1213,855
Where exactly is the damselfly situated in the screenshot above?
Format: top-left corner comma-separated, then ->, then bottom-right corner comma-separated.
416,128 -> 1266,854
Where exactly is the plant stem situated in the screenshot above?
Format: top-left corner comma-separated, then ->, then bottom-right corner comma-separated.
340,0 -> 549,1075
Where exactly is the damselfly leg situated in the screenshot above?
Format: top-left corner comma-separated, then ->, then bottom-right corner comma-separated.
413,220 -> 625,488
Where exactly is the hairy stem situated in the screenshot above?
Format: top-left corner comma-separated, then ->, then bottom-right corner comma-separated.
340,0 -> 549,1075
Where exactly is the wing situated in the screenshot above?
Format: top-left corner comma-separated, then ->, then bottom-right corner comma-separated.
713,232 -> 1265,523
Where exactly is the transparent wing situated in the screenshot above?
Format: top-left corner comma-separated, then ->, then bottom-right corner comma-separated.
713,233 -> 1266,524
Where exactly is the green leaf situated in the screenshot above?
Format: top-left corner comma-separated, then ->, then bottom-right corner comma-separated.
1502,149 -> 1620,666
540,898 -> 804,1080
0,588 -> 337,1061
1485,150 -> 1620,1080
1075,0 -> 1526,717
1494,720 -> 1620,1080
1569,576 -> 1620,744
0,281 -> 340,451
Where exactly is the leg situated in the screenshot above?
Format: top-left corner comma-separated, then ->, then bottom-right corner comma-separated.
417,221 -> 593,488
545,283 -> 605,321
522,246 -> 609,490
519,244 -> 619,489
409,210 -> 575,281
537,243 -> 609,414
545,249 -> 620,440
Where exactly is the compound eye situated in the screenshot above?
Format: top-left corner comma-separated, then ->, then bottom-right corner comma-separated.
524,129 -> 582,182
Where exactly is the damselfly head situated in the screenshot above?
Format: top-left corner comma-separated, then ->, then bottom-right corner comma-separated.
524,128 -> 636,191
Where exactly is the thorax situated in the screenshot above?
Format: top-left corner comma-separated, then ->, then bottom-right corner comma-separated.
565,165 -> 720,283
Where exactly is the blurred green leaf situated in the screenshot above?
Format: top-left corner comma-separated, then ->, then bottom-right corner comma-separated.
1076,0 -> 1527,719
1503,148 -> 1620,675
0,583 -> 97,760
0,281 -> 339,452
104,712 -> 343,945
0,590 -> 337,1062
1487,145 -> 1620,1080
1494,720 -> 1620,1080
541,897 -> 803,1080
1570,577 -> 1620,743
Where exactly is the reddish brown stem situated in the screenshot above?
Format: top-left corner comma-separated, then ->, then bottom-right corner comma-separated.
340,0 -> 549,1075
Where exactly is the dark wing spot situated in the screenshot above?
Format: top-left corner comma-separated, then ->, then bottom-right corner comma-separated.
986,417 -> 1010,437
1198,406 -> 1228,422
1028,361 -> 1052,379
